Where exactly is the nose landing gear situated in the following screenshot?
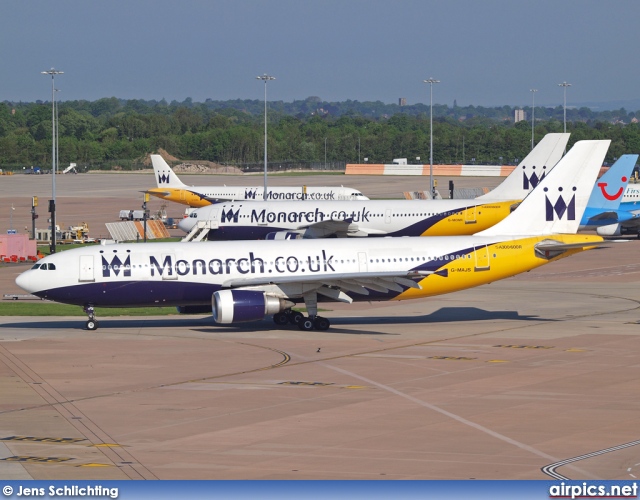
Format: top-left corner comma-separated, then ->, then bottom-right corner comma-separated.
83,305 -> 99,331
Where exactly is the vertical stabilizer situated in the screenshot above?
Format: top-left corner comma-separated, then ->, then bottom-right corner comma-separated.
586,154 -> 638,210
477,140 -> 610,236
477,133 -> 570,201
151,154 -> 185,188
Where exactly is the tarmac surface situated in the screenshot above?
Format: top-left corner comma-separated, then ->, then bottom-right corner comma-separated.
0,172 -> 639,480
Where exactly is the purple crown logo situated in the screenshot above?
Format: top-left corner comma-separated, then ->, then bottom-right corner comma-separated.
544,186 -> 576,221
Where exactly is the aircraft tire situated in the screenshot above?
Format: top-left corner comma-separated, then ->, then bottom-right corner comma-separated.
313,317 -> 330,331
289,311 -> 304,325
298,317 -> 314,331
273,312 -> 289,326
86,319 -> 99,331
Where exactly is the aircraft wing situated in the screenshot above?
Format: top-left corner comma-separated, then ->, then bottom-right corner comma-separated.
586,209 -> 640,223
220,270 -> 434,300
620,213 -> 640,228
588,211 -> 621,222
295,218 -> 387,238
295,218 -> 355,238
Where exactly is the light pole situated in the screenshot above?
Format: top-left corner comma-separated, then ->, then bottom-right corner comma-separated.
530,89 -> 537,150
423,77 -> 440,198
324,137 -> 327,170
256,73 -> 275,199
41,68 -> 63,253
558,81 -> 571,133
55,88 -> 60,174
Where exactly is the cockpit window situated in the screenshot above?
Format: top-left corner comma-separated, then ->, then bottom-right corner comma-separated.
31,264 -> 41,270
48,263 -> 56,270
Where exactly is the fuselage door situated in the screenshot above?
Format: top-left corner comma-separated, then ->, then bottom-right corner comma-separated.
474,245 -> 490,271
465,205 -> 477,224
358,252 -> 368,272
161,253 -> 178,280
79,255 -> 95,282
385,209 -> 392,224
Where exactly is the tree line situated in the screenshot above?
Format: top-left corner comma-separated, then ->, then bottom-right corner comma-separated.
0,97 -> 638,170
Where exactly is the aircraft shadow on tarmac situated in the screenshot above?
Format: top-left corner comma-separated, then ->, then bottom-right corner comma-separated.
0,307 -> 551,336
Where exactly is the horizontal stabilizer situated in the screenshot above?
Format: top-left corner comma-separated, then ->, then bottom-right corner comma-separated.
534,239 -> 611,252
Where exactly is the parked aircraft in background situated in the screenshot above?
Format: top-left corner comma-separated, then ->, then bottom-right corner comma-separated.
596,159 -> 640,237
177,133 -> 570,240
16,140 -> 609,332
145,155 -> 369,207
579,154 -> 639,230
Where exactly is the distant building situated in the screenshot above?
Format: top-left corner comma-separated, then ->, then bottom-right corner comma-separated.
399,98 -> 406,107
514,109 -> 526,122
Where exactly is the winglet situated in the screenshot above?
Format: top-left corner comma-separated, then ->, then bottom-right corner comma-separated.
477,133 -> 570,201
150,154 -> 185,188
476,140 -> 611,236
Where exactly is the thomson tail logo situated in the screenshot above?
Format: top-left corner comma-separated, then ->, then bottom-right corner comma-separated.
158,172 -> 171,184
544,186 -> 576,221
101,255 -> 131,278
522,165 -> 547,190
598,177 -> 627,201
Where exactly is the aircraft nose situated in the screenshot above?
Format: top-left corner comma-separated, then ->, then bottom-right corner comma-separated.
178,217 -> 195,233
15,269 -> 34,293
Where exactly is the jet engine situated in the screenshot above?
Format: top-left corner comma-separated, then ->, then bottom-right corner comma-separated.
596,223 -> 622,237
264,231 -> 302,240
212,290 -> 294,324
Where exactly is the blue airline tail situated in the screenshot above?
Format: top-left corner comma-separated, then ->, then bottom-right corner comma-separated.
581,154 -> 639,228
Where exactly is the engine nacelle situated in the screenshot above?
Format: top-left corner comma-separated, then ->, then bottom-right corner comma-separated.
596,223 -> 623,237
176,305 -> 212,314
265,231 -> 302,240
212,290 -> 294,324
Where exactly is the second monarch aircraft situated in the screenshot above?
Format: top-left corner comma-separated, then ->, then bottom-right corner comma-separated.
178,133 -> 570,239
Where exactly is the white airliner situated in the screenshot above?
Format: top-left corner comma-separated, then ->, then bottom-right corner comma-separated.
16,140 -> 609,332
177,133 -> 570,239
145,155 -> 369,207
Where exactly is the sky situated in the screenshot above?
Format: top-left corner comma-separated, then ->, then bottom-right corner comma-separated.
2,0 -> 639,108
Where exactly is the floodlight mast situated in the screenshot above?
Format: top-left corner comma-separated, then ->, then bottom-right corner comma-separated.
530,89 -> 538,150
558,81 -> 572,133
41,68 -> 63,253
256,74 -> 275,199
423,78 -> 440,198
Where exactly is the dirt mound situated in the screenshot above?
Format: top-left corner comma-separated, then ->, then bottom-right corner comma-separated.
141,148 -> 180,167
141,150 -> 242,174
173,161 -> 243,174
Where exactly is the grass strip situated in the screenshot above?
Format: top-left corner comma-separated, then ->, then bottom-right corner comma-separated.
0,302 -> 180,317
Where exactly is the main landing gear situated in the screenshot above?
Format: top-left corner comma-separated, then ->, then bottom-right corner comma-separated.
273,309 -> 331,331
83,305 -> 99,331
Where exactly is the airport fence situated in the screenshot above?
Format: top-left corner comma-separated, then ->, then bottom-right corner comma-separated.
1,160 -> 347,174
235,160 -> 346,173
